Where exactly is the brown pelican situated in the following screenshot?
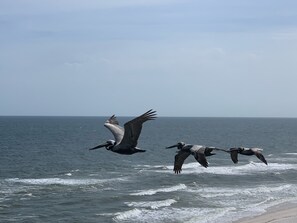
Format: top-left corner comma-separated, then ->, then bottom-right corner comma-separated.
222,147 -> 268,165
166,142 -> 219,174
89,109 -> 157,155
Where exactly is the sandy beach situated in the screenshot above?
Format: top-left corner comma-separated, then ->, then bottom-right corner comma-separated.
235,202 -> 297,223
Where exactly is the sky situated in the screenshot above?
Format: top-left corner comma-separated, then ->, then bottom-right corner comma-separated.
1,0 -> 297,117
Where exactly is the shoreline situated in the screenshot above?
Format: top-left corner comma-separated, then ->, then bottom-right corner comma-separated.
234,201 -> 297,223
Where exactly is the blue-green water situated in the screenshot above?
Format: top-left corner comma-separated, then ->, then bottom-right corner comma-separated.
1,117 -> 297,222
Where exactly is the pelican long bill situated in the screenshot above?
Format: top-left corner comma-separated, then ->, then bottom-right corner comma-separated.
89,142 -> 109,150
166,144 -> 179,149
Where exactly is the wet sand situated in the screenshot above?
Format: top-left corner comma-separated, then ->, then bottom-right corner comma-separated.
234,202 -> 297,223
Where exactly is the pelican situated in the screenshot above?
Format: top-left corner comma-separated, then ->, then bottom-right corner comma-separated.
222,147 -> 268,165
89,109 -> 157,155
166,142 -> 219,174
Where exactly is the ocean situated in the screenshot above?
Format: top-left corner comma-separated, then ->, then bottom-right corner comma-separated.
1,116 -> 297,223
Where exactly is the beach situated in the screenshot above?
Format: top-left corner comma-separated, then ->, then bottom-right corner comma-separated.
235,202 -> 297,223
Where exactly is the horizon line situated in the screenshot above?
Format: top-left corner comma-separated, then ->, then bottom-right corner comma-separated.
0,115 -> 297,119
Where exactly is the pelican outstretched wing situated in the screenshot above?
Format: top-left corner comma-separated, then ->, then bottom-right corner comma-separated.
191,146 -> 208,168
104,115 -> 124,144
230,149 -> 239,164
252,148 -> 268,165
174,150 -> 191,174
119,109 -> 157,148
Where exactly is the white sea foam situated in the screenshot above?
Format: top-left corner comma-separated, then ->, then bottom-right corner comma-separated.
157,161 -> 297,175
184,183 -> 297,220
130,184 -> 187,196
136,164 -> 169,169
125,199 -> 177,209
133,164 -> 170,171
219,197 -> 297,223
113,207 -> 236,223
113,208 -> 143,221
184,207 -> 237,223
114,190 -> 297,223
190,184 -> 295,199
5,177 -> 127,186
269,157 -> 297,162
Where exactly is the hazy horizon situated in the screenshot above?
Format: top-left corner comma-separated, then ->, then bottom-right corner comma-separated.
1,114 -> 297,118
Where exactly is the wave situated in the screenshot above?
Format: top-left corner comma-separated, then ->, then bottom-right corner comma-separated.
133,164 -> 170,171
189,184 -> 296,199
152,161 -> 297,175
112,207 -> 236,223
125,184 -> 297,222
130,184 -> 186,196
113,208 -> 143,221
284,153 -> 297,155
5,177 -> 128,186
185,183 -> 297,222
125,199 -> 176,209
268,157 -> 297,162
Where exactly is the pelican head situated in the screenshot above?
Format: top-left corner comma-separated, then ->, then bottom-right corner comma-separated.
89,140 -> 115,151
166,142 -> 185,150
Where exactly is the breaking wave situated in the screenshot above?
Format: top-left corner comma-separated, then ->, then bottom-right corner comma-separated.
150,161 -> 297,175
188,184 -> 296,198
112,207 -> 236,223
125,199 -> 177,209
130,184 -> 187,196
5,177 -> 127,186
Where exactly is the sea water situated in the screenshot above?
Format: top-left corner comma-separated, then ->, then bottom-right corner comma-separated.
1,117 -> 297,223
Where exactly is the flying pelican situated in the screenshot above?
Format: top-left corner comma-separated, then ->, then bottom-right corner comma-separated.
222,147 -> 268,165
166,142 -> 219,174
89,109 -> 157,155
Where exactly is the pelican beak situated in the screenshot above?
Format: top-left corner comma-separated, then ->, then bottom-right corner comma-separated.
166,144 -> 178,149
89,142 -> 109,150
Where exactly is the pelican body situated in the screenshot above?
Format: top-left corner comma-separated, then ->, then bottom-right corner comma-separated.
166,142 -> 219,174
89,109 -> 157,155
226,147 -> 268,165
